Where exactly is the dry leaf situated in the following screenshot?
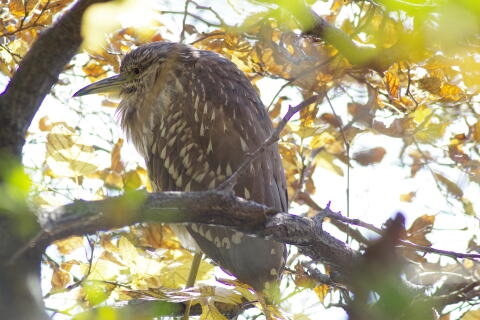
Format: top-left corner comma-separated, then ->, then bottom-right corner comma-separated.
54,236 -> 84,255
353,147 -> 386,166
407,215 -> 435,246
434,173 -> 463,198
386,70 -> 400,98
400,191 -> 416,202
111,138 -> 124,172
51,265 -> 71,291
313,284 -> 329,303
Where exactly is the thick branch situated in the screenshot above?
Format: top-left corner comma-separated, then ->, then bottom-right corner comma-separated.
0,1 -> 111,319
0,0 -> 110,156
37,190 -> 359,285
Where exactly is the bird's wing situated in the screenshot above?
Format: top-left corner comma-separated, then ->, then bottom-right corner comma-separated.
146,48 -> 288,290
188,50 -> 288,212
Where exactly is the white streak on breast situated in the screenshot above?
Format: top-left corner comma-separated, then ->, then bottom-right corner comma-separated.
160,145 -> 167,159
231,232 -> 243,244
208,179 -> 216,189
240,136 -> 248,151
204,230 -> 212,242
194,171 -> 206,183
244,187 -> 250,199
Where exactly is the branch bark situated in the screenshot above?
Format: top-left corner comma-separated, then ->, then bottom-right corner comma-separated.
0,0 -> 110,156
37,190 -> 360,285
0,1 -> 111,319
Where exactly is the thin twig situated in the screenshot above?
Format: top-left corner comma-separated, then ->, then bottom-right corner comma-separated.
179,0 -> 191,43
190,0 -> 225,26
266,56 -> 336,111
217,95 -> 321,191
323,209 -> 480,261
325,94 -> 351,243
190,31 -> 226,45
42,235 -> 96,300
162,10 -> 219,28
297,192 -> 370,245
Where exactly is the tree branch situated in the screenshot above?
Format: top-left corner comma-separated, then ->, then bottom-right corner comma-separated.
37,190 -> 359,285
0,0 -> 111,156
0,1 -> 113,319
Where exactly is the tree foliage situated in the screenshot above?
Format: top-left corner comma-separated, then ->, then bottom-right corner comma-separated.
0,0 -> 480,319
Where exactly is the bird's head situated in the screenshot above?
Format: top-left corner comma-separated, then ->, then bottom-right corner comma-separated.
73,42 -> 180,97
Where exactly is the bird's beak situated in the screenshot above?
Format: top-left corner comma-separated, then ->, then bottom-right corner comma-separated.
73,72 -> 131,97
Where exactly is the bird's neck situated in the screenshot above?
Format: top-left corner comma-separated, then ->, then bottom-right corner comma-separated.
116,92 -> 155,160
116,82 -> 178,162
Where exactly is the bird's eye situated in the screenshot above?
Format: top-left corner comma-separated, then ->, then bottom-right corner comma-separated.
132,68 -> 140,75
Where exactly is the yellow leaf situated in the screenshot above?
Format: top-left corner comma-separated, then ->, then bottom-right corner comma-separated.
105,171 -> 124,189
99,251 -> 125,267
313,285 -> 329,303
472,121 -> 480,142
8,39 -> 29,57
200,301 -> 227,320
38,116 -> 53,131
385,70 -> 400,98
287,123 -> 324,139
462,197 -> 476,216
118,236 -> 140,267
83,259 -> 123,281
269,96 -> 288,119
440,83 -> 464,101
410,105 -> 432,124
9,0 -> 28,18
69,160 -> 98,177
313,151 -> 344,176
100,234 -> 120,253
54,236 -> 84,255
400,191 -> 416,202
47,133 -> 75,152
414,122 -> 448,143
156,250 -> 214,289
136,224 -> 180,250
51,265 -> 71,291
220,279 -> 257,302
123,169 -> 143,190
461,310 -> 480,320
82,281 -> 115,306
434,173 -> 463,198
310,131 -> 336,149
46,123 -> 98,177
0,60 -> 12,77
34,11 -> 53,26
61,260 -> 80,272
82,60 -> 108,82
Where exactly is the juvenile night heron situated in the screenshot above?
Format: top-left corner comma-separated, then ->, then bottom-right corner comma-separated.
74,42 -> 287,292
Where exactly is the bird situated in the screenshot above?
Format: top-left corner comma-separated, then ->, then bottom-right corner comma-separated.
74,41 -> 288,292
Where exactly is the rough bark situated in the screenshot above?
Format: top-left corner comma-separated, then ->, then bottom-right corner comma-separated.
37,190 -> 359,285
0,1 -> 110,319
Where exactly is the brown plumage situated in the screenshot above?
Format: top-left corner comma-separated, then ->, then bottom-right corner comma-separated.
75,42 -> 288,291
